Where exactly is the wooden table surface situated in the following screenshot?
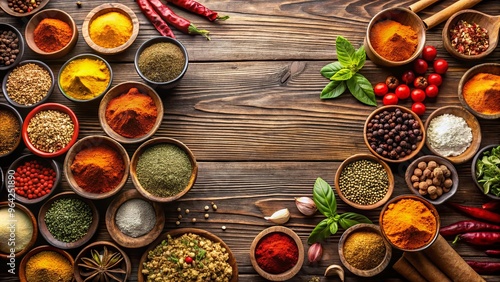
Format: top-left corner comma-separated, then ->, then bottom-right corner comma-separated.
1,0 -> 499,281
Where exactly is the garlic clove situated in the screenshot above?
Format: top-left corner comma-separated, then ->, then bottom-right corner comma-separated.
264,208 -> 290,224
308,242 -> 323,264
324,264 -> 344,281
295,197 -> 317,216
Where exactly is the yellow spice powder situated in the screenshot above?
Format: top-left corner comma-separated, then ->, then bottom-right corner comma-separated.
89,11 -> 133,48
59,58 -> 111,100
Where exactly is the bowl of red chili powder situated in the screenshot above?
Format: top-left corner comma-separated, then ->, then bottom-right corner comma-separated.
250,226 -> 304,281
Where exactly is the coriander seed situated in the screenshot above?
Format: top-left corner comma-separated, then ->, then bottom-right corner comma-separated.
191,218 -> 196,223
204,205 -> 209,211
204,213 -> 209,219
222,226 -> 226,231
177,207 -> 181,212
6,63 -> 52,106
175,221 -> 180,226
27,110 -> 74,153
185,209 -> 190,214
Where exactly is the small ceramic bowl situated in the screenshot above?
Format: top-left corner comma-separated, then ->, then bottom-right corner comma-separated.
74,241 -> 131,282
22,103 -> 79,158
130,137 -> 198,203
82,3 -> 139,55
38,191 -> 99,249
19,245 -> 73,282
364,7 -> 426,67
0,23 -> 24,71
25,9 -> 78,59
472,144 -> 500,200
134,36 -> 189,89
405,155 -> 459,205
0,202 -> 38,260
379,195 -> 440,252
338,224 -> 392,277
334,154 -> 394,210
105,189 -> 164,248
98,81 -> 164,144
0,103 -> 23,158
458,63 -> 500,119
138,228 -> 239,282
7,154 -> 61,205
364,105 -> 426,163
250,226 -> 304,281
64,135 -> 130,200
2,60 -> 55,109
0,0 -> 49,17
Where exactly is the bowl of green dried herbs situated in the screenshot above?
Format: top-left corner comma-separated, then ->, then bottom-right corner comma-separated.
472,144 -> 500,200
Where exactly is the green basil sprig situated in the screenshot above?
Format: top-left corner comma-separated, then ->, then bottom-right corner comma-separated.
308,177 -> 372,244
320,36 -> 376,106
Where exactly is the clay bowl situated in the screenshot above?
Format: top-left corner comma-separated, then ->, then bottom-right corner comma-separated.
22,103 -> 79,158
0,0 -> 49,17
2,60 -> 55,109
472,144 -> 500,200
64,135 -> 130,200
138,228 -> 238,282
38,191 -> 99,249
364,105 -> 426,163
334,154 -> 394,210
19,245 -> 73,282
458,63 -> 500,119
7,154 -> 61,205
130,137 -> 198,203
443,9 -> 500,61
405,155 -> 459,205
0,103 -> 23,158
82,3 -> 139,55
250,226 -> 304,281
364,7 -> 426,67
0,202 -> 38,260
338,224 -> 392,277
98,81 -> 164,144
25,9 -> 78,59
74,241 -> 131,282
0,23 -> 24,71
105,189 -> 164,248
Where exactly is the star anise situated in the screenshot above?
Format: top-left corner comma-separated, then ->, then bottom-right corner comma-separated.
78,246 -> 127,282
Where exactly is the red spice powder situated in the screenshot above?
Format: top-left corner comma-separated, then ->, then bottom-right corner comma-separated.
255,232 -> 298,274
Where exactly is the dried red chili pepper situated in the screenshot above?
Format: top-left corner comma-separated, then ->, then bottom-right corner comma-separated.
449,20 -> 489,55
440,220 -> 500,237
149,0 -> 210,39
137,0 -> 175,38
483,200 -> 500,211
168,0 -> 229,21
447,202 -> 500,224
485,250 -> 500,257
452,232 -> 500,246
466,261 -> 500,274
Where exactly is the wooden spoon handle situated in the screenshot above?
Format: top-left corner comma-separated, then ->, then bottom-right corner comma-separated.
423,0 -> 483,30
408,0 -> 440,13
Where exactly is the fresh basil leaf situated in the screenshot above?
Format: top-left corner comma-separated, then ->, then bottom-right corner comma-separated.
354,46 -> 366,71
336,36 -> 355,67
346,74 -> 377,106
338,212 -> 373,229
313,177 -> 337,217
321,81 -> 346,99
308,218 -> 331,244
331,68 -> 353,81
320,62 -> 343,79
329,221 -> 338,235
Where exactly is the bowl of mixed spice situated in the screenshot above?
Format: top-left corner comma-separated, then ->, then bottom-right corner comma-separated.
0,103 -> 22,158
0,23 -> 24,71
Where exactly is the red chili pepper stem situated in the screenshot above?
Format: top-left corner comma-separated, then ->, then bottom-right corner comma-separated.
452,234 -> 461,245
216,15 -> 230,21
187,24 -> 211,40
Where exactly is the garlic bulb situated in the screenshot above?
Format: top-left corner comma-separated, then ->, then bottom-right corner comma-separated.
308,242 -> 323,263
295,197 -> 317,216
264,208 -> 290,224
324,264 -> 344,281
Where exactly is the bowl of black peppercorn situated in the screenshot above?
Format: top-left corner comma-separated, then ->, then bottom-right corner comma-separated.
0,23 -> 24,71
364,105 -> 426,163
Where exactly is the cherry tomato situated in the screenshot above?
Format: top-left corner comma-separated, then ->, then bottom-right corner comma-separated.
433,59 -> 449,74
395,84 -> 410,99
401,70 -> 415,85
413,76 -> 428,89
413,58 -> 428,74
373,82 -> 389,97
422,45 -> 437,61
427,73 -> 443,86
425,85 -> 439,98
412,102 -> 426,116
411,88 -> 426,102
383,93 -> 398,105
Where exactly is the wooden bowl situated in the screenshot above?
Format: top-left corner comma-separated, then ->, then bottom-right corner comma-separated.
19,245 -> 73,282
74,241 -> 131,282
0,202 -> 38,260
405,155 -> 459,205
424,106 -> 481,164
250,226 -> 304,281
7,154 -> 61,205
458,63 -> 500,119
22,103 -> 79,158
98,81 -> 164,144
442,9 -> 498,61
0,103 -> 23,158
338,224 -> 392,277
0,23 -> 24,71
38,191 -> 99,249
130,137 -> 198,203
64,135 -> 130,200
25,9 -> 78,59
105,189 -> 164,248
472,144 -> 500,200
2,60 -> 55,109
364,7 -> 426,67
334,154 -> 394,210
138,228 -> 238,282
364,105 -> 425,163
0,0 -> 49,17
82,3 -> 139,55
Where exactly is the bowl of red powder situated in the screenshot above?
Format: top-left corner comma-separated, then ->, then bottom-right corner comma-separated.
99,81 -> 164,144
250,226 -> 304,281
64,135 -> 130,200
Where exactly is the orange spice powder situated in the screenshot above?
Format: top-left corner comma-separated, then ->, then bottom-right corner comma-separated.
370,20 -> 418,61
463,73 -> 500,115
